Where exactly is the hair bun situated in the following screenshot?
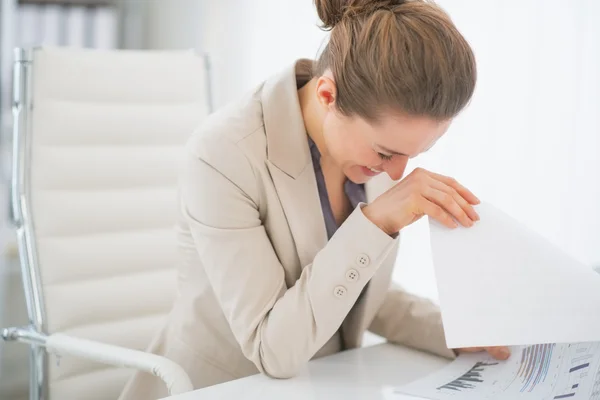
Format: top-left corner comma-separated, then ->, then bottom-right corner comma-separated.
314,0 -> 407,30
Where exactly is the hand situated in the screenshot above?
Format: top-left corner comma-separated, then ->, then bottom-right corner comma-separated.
362,167 -> 480,235
455,346 -> 511,360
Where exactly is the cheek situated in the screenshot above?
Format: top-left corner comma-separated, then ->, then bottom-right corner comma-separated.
322,115 -> 377,166
348,142 -> 380,168
342,141 -> 379,167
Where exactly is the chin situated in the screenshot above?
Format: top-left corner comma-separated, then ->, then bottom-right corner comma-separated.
345,168 -> 371,185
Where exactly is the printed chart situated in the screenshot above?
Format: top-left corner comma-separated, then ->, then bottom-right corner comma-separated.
388,342 -> 600,400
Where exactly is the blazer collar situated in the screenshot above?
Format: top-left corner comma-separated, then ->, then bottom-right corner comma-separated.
261,59 -> 313,179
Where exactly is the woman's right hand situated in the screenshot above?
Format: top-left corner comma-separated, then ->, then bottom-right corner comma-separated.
362,167 -> 480,236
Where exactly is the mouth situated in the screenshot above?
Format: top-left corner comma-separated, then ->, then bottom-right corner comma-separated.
361,166 -> 383,177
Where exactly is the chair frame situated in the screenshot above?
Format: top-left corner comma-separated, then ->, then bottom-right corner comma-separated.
2,47 -> 214,400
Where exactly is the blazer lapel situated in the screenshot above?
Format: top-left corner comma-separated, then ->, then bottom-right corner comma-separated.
266,163 -> 328,269
262,60 -> 328,269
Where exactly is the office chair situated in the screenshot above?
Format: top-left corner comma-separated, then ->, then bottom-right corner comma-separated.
2,46 -> 212,400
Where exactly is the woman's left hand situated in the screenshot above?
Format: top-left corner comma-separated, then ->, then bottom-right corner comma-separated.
455,346 -> 511,360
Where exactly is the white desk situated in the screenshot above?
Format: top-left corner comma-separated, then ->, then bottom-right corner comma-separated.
162,343 -> 451,400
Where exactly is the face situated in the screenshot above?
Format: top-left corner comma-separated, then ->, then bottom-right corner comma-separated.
316,76 -> 452,184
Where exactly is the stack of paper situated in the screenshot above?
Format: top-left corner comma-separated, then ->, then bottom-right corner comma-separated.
386,202 -> 600,400
386,342 -> 600,399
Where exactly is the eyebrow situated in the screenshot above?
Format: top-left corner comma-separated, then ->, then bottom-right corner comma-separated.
376,142 -> 436,157
375,144 -> 409,157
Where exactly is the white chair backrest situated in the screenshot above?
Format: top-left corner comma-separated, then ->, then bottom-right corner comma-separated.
27,47 -> 210,399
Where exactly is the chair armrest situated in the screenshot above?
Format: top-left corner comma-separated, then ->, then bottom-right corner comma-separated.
46,333 -> 193,395
3,327 -> 193,395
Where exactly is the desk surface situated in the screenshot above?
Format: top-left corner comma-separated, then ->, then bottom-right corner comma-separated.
162,343 -> 450,400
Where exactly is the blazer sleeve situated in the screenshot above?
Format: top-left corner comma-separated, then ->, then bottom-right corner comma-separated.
368,284 -> 457,359
180,134 -> 398,379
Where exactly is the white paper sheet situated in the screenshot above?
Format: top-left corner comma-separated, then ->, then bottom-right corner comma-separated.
429,202 -> 600,348
387,342 -> 600,400
382,389 -> 426,400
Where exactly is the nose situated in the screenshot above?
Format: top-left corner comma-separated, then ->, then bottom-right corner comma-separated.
384,156 -> 408,181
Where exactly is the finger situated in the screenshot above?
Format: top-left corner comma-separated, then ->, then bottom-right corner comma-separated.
426,171 -> 480,205
419,196 -> 458,229
429,178 -> 479,221
486,346 -> 511,360
457,347 -> 484,353
423,187 -> 473,227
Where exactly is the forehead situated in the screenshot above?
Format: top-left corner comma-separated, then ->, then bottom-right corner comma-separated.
361,113 -> 451,156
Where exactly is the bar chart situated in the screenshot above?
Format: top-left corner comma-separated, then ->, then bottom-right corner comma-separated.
550,343 -> 596,400
438,361 -> 499,392
394,342 -> 600,400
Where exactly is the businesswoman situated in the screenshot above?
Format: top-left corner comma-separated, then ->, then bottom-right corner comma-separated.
121,0 -> 509,398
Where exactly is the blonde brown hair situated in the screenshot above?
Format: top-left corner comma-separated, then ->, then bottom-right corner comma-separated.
314,0 -> 476,122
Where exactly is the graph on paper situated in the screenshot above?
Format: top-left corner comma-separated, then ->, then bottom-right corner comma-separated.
388,342 -> 600,400
517,344 -> 554,392
437,361 -> 499,392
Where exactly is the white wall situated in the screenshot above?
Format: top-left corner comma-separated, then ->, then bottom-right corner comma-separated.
141,0 -> 203,50
197,1 -> 328,108
142,0 -> 600,301
397,0 -> 600,300
138,0 -> 328,108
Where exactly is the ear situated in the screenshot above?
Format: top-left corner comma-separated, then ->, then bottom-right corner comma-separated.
315,75 -> 337,110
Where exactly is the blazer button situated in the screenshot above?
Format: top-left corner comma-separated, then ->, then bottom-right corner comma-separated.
356,254 -> 370,268
333,286 -> 347,298
346,269 -> 359,282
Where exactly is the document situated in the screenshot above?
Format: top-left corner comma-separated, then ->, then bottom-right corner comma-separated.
429,202 -> 600,348
384,342 -> 600,400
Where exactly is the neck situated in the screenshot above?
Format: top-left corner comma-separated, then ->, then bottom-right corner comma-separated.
298,78 -> 329,160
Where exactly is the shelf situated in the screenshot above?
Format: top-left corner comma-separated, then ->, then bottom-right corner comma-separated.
19,0 -> 115,5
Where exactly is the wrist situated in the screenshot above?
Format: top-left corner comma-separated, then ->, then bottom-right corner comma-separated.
362,204 -> 395,236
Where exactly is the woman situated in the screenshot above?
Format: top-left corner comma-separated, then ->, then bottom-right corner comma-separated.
120,0 -> 509,398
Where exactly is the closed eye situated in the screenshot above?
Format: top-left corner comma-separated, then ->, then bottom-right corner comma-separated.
377,152 -> 393,161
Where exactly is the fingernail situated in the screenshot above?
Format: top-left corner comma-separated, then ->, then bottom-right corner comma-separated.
501,348 -> 510,359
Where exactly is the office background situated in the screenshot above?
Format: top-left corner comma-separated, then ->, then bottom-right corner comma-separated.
0,1 -> 598,399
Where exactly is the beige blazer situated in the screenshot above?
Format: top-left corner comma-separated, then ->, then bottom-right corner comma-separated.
119,60 -> 454,400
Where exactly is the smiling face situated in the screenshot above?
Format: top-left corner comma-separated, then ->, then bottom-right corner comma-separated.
315,76 -> 452,184
311,0 -> 475,184
321,111 -> 451,183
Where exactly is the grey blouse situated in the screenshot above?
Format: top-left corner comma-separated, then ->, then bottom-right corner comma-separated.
307,136 -> 367,239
